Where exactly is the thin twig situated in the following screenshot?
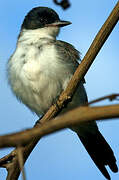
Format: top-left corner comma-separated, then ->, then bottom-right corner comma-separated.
0,151 -> 16,168
17,147 -> 26,180
86,93 -> 119,105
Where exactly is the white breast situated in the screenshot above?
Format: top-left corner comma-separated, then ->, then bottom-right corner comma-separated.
8,27 -> 87,117
8,39 -> 73,115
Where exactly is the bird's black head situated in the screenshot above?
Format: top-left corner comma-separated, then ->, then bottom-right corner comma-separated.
21,7 -> 71,30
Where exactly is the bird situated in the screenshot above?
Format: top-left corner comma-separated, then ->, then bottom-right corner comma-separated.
7,7 -> 118,179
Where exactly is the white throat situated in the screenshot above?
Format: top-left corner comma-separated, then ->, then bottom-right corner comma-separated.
18,26 -> 60,44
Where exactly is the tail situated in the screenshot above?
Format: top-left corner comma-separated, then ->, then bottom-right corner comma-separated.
77,131 -> 118,180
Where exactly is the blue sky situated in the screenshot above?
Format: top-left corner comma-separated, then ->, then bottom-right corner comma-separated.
0,0 -> 119,180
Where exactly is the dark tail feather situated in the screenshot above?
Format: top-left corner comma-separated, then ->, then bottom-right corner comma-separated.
77,131 -> 118,180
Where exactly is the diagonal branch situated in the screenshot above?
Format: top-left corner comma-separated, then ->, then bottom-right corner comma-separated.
0,2 -> 119,180
39,1 -> 119,123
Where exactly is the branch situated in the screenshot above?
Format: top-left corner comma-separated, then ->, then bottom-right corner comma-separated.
39,1 -> 119,124
0,2 -> 119,180
17,147 -> 26,180
0,104 -> 119,148
87,93 -> 119,105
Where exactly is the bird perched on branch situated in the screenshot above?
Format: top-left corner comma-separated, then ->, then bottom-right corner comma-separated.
7,7 -> 118,179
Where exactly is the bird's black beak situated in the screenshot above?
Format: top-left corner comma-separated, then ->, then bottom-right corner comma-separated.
46,20 -> 72,27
